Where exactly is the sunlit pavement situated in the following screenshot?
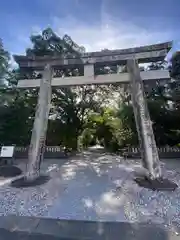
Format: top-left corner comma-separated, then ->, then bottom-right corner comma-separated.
0,148 -> 180,235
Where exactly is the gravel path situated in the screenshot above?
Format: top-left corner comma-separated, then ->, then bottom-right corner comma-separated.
0,150 -> 180,234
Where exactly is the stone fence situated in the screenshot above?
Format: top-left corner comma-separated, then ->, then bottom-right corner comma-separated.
125,146 -> 180,158
2,146 -> 180,159
14,146 -> 67,159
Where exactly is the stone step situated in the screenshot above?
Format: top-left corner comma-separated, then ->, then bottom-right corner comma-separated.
0,215 -> 179,240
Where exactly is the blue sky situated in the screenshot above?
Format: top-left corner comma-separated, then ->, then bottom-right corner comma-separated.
0,0 -> 180,60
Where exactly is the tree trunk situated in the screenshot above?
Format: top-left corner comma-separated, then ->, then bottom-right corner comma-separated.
26,64 -> 53,181
127,59 -> 161,179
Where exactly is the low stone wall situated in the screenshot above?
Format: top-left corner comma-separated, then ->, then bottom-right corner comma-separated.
3,146 -> 180,159
14,146 -> 67,159
126,147 -> 180,158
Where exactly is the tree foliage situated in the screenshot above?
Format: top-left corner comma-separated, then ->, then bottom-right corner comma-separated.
26,28 -> 85,57
170,51 -> 180,80
0,39 -> 9,85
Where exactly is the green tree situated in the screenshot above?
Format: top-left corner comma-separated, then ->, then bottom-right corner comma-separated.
0,88 -> 37,146
81,106 -> 135,151
166,51 -> 180,109
26,28 -> 84,57
170,51 -> 180,80
48,84 -> 117,150
0,39 -> 9,86
24,28 -> 122,151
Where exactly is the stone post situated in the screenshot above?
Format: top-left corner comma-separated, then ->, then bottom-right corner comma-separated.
84,64 -> 94,77
127,59 -> 161,179
26,64 -> 53,181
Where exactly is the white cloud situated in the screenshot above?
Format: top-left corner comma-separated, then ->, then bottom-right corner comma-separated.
51,15 -> 173,52
31,26 -> 42,35
9,56 -> 18,69
14,14 -> 174,56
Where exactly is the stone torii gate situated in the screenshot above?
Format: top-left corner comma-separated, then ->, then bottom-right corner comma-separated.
14,41 -> 177,189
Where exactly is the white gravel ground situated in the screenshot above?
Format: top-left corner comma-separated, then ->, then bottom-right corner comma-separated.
0,149 -> 180,234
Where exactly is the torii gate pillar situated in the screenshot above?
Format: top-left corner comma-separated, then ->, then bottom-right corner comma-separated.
26,64 -> 53,181
127,59 -> 161,179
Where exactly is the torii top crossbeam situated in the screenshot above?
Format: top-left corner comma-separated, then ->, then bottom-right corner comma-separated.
14,41 -> 172,88
14,41 -> 172,69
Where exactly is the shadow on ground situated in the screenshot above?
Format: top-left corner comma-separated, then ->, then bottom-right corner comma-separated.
0,166 -> 22,178
11,175 -> 50,188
